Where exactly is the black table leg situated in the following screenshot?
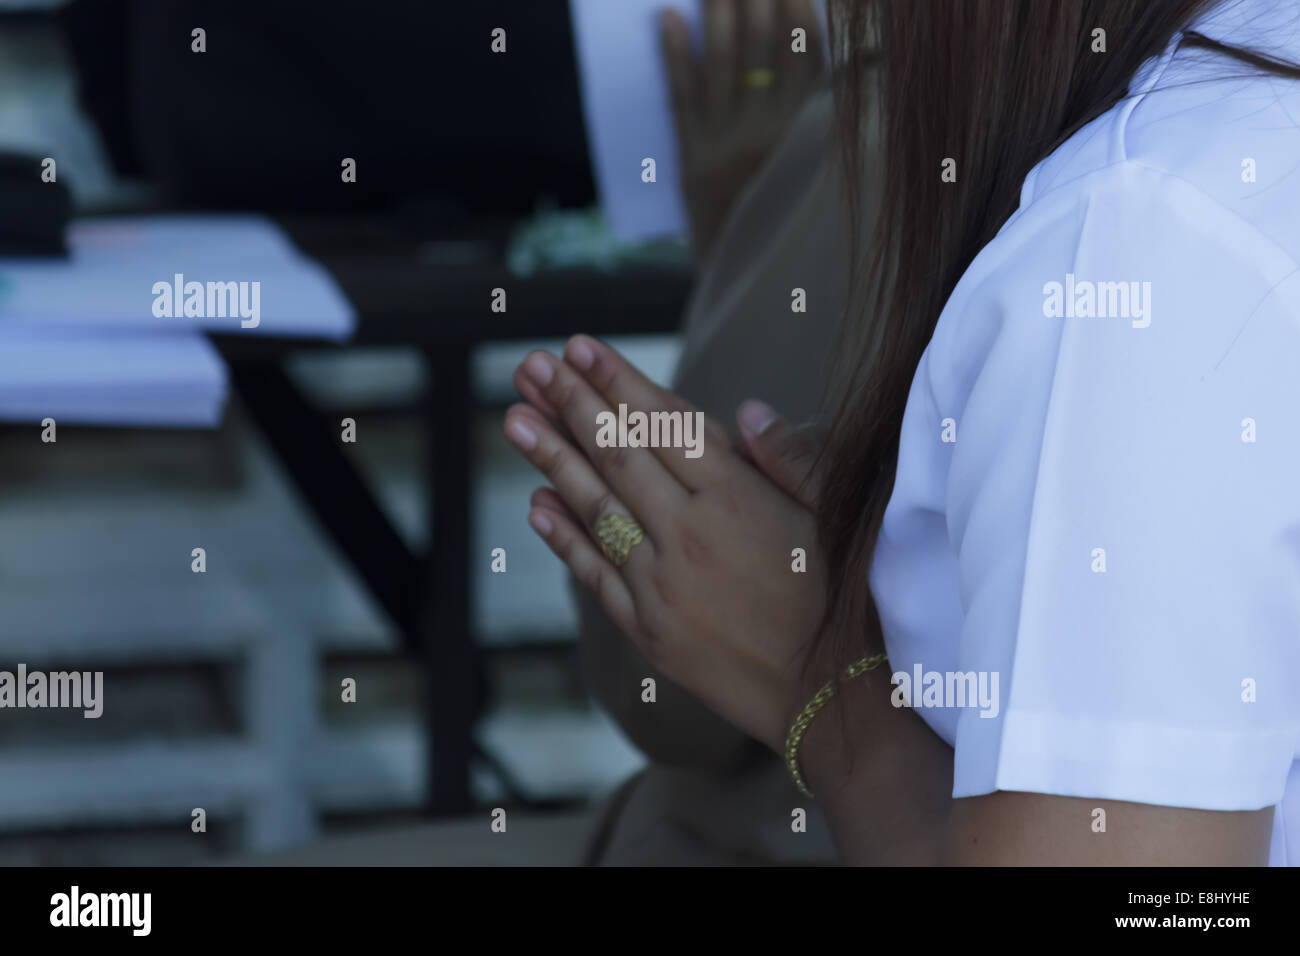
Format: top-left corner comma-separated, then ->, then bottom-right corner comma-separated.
222,356 -> 420,637
422,344 -> 478,816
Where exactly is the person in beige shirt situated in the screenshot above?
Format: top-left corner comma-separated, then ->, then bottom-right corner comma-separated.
575,79 -> 882,864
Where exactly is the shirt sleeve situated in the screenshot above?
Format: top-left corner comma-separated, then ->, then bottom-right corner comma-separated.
933,165 -> 1300,810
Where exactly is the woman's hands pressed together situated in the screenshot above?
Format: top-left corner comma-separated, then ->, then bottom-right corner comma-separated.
503,335 -> 828,754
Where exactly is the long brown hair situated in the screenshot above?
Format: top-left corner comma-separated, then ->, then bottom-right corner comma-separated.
816,0 -> 1300,668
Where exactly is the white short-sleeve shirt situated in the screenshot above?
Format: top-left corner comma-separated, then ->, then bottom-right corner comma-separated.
870,0 -> 1300,865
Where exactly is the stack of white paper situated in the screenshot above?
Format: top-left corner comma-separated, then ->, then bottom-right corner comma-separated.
0,215 -> 356,427
0,325 -> 227,427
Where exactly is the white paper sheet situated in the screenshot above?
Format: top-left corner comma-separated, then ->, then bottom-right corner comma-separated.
569,0 -> 695,242
0,214 -> 354,427
568,0 -> 827,242
0,215 -> 356,340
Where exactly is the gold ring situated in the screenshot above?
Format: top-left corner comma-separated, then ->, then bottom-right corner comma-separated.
740,67 -> 776,90
595,513 -> 646,568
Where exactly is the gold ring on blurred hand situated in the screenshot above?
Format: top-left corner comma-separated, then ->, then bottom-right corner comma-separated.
740,67 -> 776,90
595,513 -> 646,568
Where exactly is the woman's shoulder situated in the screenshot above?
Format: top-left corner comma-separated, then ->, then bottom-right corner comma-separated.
1015,36 -> 1300,265
924,140 -> 1300,428
924,7 -> 1300,419
934,51 -> 1300,359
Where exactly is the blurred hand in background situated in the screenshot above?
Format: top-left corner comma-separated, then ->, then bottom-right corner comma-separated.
661,0 -> 826,262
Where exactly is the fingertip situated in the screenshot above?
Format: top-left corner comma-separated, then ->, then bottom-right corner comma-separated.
738,399 -> 779,439
565,334 -> 596,371
505,416 -> 538,452
523,350 -> 555,388
528,509 -> 554,537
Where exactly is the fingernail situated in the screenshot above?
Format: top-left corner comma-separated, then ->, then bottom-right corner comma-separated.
529,509 -> 553,536
524,353 -> 554,387
739,400 -> 778,437
507,420 -> 538,451
567,337 -> 595,371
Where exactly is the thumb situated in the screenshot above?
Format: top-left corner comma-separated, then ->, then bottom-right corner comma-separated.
736,400 -> 825,508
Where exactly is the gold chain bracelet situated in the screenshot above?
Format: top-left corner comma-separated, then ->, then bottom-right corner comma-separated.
784,652 -> 889,798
